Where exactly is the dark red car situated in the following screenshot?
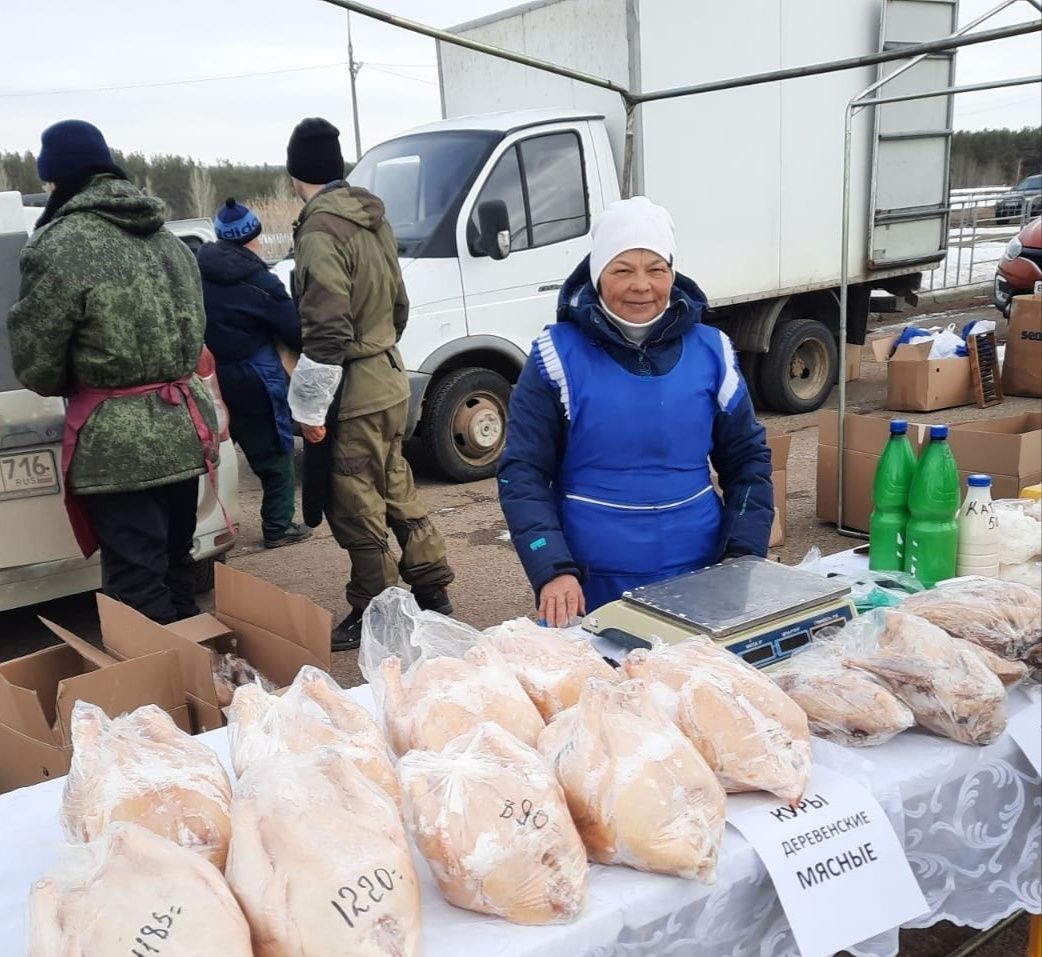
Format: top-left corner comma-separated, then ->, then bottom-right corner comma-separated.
994,216 -> 1042,316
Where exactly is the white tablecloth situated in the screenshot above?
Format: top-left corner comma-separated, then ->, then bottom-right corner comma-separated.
2,550 -> 1039,957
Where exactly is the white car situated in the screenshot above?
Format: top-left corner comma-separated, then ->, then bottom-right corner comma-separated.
0,191 -> 239,613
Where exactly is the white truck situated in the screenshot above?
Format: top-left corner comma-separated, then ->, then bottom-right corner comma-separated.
296,0 -> 957,481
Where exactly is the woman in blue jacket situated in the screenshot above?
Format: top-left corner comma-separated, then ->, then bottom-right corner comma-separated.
198,199 -> 311,548
498,197 -> 774,627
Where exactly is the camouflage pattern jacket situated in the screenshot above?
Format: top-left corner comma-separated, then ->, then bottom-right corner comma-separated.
293,184 -> 410,419
9,174 -> 216,494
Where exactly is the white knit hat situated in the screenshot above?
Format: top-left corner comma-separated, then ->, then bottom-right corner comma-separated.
589,196 -> 676,289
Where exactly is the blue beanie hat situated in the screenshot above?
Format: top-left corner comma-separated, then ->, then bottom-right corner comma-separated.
37,120 -> 118,184
214,197 -> 262,245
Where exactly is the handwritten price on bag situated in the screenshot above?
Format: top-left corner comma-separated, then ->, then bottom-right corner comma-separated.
130,906 -> 182,956
331,868 -> 403,928
500,798 -> 550,829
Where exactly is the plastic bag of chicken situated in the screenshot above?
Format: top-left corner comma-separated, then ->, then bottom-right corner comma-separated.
900,576 -> 1041,682
623,637 -> 812,803
484,617 -> 619,720
227,665 -> 400,808
61,701 -> 232,870
29,822 -> 253,957
398,721 -> 588,924
225,746 -> 421,957
539,678 -> 726,882
831,609 -> 1018,745
771,644 -> 915,747
359,587 -> 544,755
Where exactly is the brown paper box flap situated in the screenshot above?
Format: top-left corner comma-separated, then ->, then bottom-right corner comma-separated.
765,433 -> 792,469
166,614 -> 234,644
0,722 -> 71,793
949,412 -> 1042,476
870,335 -> 898,363
38,617 -> 120,670
215,563 -> 331,672
890,339 -> 935,363
817,411 -> 921,454
97,594 -> 220,712
0,669 -> 60,744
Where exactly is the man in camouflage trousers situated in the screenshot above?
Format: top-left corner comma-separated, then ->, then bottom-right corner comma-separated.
9,120 -> 217,623
286,117 -> 454,651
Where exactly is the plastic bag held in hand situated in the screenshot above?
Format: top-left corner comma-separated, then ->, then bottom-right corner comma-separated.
288,354 -> 343,426
359,588 -> 545,755
399,721 -> 588,924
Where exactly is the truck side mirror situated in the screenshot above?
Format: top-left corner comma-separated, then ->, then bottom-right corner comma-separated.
477,200 -> 511,260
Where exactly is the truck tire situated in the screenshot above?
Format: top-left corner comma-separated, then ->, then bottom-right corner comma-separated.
421,367 -> 512,482
738,351 -> 769,411
760,318 -> 837,414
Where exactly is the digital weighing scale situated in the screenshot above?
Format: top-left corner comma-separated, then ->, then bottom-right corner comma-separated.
582,555 -> 855,670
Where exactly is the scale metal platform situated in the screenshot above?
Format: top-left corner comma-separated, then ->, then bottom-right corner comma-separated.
582,555 -> 855,669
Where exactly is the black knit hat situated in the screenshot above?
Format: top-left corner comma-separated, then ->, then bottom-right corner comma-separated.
286,117 -> 345,185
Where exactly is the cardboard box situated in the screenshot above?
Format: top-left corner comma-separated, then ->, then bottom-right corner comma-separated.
766,433 -> 792,547
99,563 -> 332,732
1002,294 -> 1042,397
0,629 -> 187,793
949,412 -> 1042,500
869,335 -> 974,412
844,343 -> 863,382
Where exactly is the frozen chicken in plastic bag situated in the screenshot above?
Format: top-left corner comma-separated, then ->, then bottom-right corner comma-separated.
840,610 -> 1008,745
398,721 -> 587,924
900,577 -> 1041,681
360,587 -> 544,755
226,747 -> 421,957
623,637 -> 812,802
228,665 -> 400,807
539,678 -> 726,882
61,702 -> 232,869
771,645 -> 915,748
484,617 -> 619,719
28,822 -> 252,957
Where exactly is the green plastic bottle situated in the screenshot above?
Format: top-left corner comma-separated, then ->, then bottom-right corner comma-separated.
869,420 -> 918,571
904,424 -> 960,587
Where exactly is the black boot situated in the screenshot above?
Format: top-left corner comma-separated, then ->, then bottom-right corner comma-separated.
264,522 -> 313,549
331,609 -> 364,652
413,586 -> 453,616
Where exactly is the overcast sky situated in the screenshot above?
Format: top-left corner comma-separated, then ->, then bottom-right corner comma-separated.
0,0 -> 1038,167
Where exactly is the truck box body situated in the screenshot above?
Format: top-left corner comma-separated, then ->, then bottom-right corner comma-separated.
439,0 -> 956,306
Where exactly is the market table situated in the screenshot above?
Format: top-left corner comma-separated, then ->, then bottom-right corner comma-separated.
1,554 -> 1039,957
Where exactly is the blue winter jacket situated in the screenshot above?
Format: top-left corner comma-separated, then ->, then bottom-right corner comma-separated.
497,256 -> 774,599
197,241 -> 301,446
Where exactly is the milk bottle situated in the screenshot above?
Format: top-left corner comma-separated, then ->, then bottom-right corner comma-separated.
956,474 -> 1000,578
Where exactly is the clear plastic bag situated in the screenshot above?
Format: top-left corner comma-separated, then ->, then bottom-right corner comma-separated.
399,721 -> 588,924
360,587 -> 545,755
227,665 -> 400,807
61,701 -> 232,869
483,617 -> 619,720
29,822 -> 253,957
900,577 -> 1041,681
226,747 -> 421,957
287,353 -> 343,426
771,644 -> 915,748
539,678 -> 726,882
829,610 -> 1011,744
797,546 -> 925,611
623,637 -> 812,803
993,498 -> 1042,564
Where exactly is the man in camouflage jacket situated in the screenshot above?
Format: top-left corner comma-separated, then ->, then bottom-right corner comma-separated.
9,120 -> 216,623
286,117 -> 454,651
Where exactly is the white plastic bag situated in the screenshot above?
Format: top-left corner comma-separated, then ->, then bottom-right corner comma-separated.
928,323 -> 965,359
399,721 -> 588,924
287,353 -> 343,426
993,498 -> 1042,563
61,701 -> 232,869
359,587 -> 545,755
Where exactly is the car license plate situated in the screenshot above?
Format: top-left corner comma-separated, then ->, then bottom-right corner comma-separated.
0,449 -> 60,501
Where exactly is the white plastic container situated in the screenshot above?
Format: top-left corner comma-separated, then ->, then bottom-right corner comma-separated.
956,475 -> 1000,578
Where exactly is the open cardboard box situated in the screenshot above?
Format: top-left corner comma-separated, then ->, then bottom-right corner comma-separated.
948,411 -> 1042,499
0,628 -> 187,793
99,563 -> 332,732
766,433 -> 792,548
869,335 -> 974,412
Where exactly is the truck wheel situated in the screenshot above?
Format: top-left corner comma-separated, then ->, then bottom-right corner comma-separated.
738,351 -> 770,411
760,318 -> 837,414
421,368 -> 511,482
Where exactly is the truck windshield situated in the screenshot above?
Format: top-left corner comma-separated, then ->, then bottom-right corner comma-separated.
349,130 -> 499,257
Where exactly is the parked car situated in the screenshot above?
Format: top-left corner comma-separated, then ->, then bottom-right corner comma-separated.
0,191 -> 240,613
994,216 -> 1042,316
995,174 -> 1042,224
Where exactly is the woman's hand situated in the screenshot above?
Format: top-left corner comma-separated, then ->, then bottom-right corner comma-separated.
300,423 -> 326,444
538,574 -> 586,628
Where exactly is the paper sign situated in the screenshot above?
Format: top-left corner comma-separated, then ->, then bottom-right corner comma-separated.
1009,690 -> 1042,776
726,765 -> 928,957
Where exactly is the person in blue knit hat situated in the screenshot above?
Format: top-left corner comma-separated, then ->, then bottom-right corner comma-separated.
197,199 -> 311,548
